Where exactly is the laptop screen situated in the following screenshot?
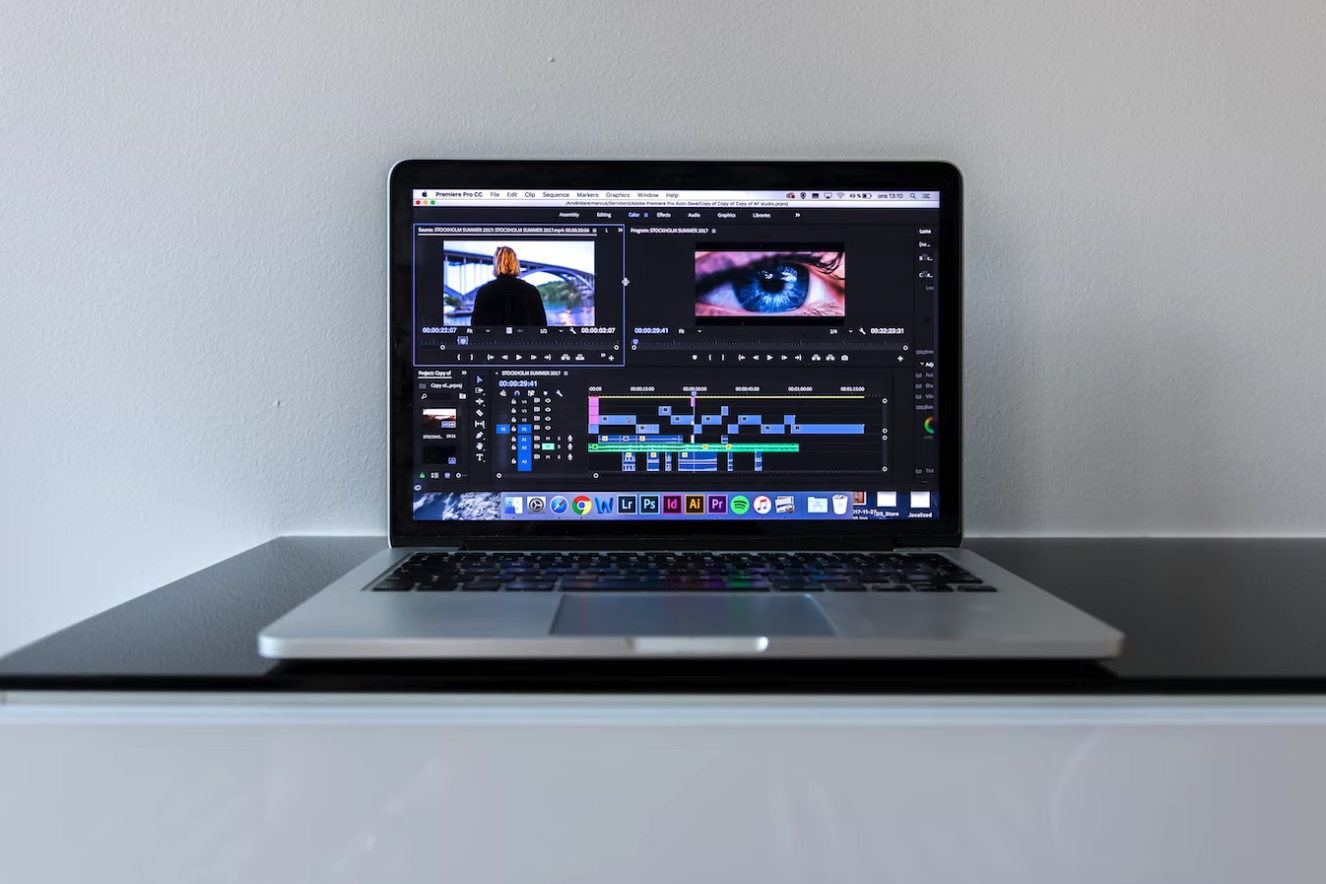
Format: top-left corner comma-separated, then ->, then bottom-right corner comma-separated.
406,186 -> 941,524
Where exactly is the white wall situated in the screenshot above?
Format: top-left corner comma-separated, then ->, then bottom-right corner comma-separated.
2,0 -> 1324,654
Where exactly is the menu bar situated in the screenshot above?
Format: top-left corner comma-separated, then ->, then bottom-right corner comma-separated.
413,189 -> 940,209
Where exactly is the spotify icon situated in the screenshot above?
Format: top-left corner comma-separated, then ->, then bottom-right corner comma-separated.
730,495 -> 750,515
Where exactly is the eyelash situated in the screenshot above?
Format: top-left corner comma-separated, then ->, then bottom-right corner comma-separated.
698,252 -> 843,293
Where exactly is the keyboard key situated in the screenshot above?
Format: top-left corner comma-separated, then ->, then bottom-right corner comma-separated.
724,579 -> 771,590
555,579 -> 604,590
503,580 -> 556,591
954,584 -> 997,593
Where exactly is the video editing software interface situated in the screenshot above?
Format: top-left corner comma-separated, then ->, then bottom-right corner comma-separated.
408,187 -> 941,522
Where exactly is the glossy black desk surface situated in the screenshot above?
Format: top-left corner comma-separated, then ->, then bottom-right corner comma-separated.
2,538 -> 1324,693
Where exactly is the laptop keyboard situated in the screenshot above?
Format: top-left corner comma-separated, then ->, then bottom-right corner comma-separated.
369,551 -> 995,594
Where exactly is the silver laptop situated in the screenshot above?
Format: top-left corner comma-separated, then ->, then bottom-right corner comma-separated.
259,159 -> 1122,659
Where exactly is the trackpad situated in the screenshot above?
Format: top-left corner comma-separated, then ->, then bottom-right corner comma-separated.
552,594 -> 836,637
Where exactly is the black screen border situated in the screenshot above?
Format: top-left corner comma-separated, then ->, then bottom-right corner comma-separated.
388,159 -> 963,548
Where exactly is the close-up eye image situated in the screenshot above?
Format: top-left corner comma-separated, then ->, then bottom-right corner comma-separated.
694,247 -> 846,321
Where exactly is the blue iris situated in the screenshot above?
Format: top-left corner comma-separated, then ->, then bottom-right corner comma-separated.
732,263 -> 810,313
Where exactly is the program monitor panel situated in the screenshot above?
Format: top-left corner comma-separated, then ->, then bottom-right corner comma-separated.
408,188 -> 941,522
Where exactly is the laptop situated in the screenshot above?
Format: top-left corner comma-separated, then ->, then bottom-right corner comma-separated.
258,159 -> 1122,659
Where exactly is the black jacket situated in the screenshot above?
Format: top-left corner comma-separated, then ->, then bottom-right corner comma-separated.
470,276 -> 547,326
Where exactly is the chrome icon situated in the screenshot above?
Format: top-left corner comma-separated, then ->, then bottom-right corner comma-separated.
730,495 -> 751,515
572,495 -> 593,515
752,495 -> 772,514
549,496 -> 569,514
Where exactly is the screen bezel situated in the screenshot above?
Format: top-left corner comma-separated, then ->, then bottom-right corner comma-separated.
388,160 -> 962,547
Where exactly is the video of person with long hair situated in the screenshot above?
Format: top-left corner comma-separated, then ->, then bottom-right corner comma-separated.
442,240 -> 595,327
695,245 -> 845,323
